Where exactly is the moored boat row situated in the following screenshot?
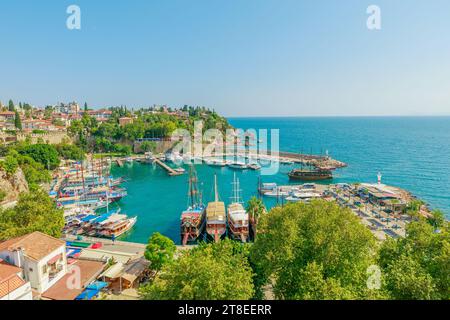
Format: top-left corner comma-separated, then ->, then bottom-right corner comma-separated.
180,169 -> 250,245
52,159 -> 137,240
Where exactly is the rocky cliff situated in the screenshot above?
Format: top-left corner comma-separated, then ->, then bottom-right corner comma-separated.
0,167 -> 29,204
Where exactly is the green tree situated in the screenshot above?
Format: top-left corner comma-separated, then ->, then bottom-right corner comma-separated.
18,155 -> 51,187
144,232 -> 176,274
0,155 -> 19,176
56,144 -> 85,161
250,200 -> 378,300
246,197 -> 266,232
140,240 -> 255,300
84,102 -> 88,111
140,141 -> 156,153
428,209 -> 445,230
0,187 -> 65,240
383,253 -> 436,300
378,219 -> 449,300
8,99 -> 15,111
14,110 -> 22,130
17,144 -> 60,169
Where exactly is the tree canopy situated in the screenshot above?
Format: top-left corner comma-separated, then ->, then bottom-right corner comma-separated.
0,187 -> 65,241
144,232 -> 176,273
378,218 -> 449,300
140,240 -> 254,300
250,200 -> 379,300
17,143 -> 60,169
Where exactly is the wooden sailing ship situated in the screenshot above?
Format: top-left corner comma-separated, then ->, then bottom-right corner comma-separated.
227,173 -> 249,242
206,175 -> 227,242
180,165 -> 206,245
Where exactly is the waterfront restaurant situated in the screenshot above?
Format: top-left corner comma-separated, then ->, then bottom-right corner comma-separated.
358,184 -> 408,214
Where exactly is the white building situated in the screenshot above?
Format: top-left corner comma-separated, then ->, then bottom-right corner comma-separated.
0,232 -> 68,294
0,259 -> 33,300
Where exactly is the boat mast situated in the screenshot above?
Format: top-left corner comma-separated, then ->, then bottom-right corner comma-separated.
187,165 -> 199,208
231,173 -> 242,204
214,174 -> 219,202
106,176 -> 110,213
81,160 -> 86,201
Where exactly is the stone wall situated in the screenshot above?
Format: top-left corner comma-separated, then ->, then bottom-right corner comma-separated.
16,132 -> 72,145
133,140 -> 176,154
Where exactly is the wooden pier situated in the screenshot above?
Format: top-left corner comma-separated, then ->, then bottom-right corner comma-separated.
154,158 -> 184,176
116,159 -> 124,167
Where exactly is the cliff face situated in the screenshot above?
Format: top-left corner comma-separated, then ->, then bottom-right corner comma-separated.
0,167 -> 29,204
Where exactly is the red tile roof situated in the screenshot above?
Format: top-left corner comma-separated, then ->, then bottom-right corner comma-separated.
0,260 -> 26,298
0,232 -> 65,261
0,274 -> 26,298
41,259 -> 105,300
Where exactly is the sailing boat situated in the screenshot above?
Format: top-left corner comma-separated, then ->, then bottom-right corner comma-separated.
288,149 -> 332,181
206,174 -> 227,242
227,173 -> 249,242
180,165 -> 206,246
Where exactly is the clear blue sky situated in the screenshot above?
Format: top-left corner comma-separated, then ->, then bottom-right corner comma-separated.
1,0 -> 449,116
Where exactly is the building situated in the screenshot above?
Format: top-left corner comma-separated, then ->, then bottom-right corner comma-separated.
100,258 -> 150,293
0,259 -> 33,300
0,232 -> 68,294
86,109 -> 112,122
22,119 -> 62,132
0,111 -> 16,121
54,102 -> 80,115
358,184 -> 408,214
119,117 -> 134,126
0,232 -> 106,300
0,121 -> 16,131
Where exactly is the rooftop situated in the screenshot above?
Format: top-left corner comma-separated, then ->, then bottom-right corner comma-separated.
0,260 -> 26,299
41,259 -> 105,300
0,232 -> 65,261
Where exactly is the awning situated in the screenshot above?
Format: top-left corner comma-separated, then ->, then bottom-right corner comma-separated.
75,288 -> 99,300
100,263 -> 124,279
47,254 -> 62,265
86,281 -> 108,291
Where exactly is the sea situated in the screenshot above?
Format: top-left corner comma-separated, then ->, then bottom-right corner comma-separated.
111,117 -> 450,244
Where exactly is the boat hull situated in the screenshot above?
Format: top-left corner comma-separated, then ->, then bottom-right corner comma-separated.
180,211 -> 206,245
288,170 -> 333,181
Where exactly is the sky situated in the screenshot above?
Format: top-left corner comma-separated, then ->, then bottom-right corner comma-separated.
1,0 -> 449,117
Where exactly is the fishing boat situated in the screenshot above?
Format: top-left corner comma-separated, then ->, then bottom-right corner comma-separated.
259,182 -> 277,194
228,161 -> 247,170
57,196 -> 112,209
280,159 -> 294,165
180,165 -> 206,245
263,190 -> 289,198
248,163 -> 261,170
205,158 -> 227,167
227,174 -> 249,242
97,216 -> 137,239
285,191 -> 322,202
206,175 -> 227,242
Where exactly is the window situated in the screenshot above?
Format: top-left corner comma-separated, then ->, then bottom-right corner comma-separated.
42,265 -> 48,274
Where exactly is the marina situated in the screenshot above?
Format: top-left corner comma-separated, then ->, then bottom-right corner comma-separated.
45,118 -> 449,246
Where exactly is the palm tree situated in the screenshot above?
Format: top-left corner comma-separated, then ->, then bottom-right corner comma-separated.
246,197 -> 266,240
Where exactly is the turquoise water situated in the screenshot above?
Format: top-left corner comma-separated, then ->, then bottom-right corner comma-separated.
112,117 -> 450,244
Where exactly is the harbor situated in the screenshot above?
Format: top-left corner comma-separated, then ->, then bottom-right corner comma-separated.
48,141 -> 434,246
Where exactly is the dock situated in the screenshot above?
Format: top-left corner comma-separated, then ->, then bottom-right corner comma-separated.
154,158 -> 183,176
116,159 -> 124,167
